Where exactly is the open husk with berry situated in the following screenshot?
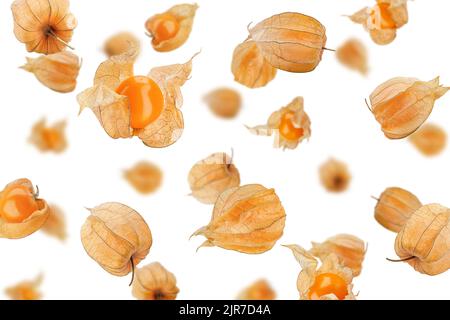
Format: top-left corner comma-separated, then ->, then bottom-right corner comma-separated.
0,179 -> 49,239
77,47 -> 196,148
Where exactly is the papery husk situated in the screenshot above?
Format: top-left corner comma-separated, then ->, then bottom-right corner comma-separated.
231,40 -> 277,88
188,152 -> 240,204
409,123 -> 447,157
21,51 -> 81,93
29,118 -> 67,153
319,158 -> 351,193
104,32 -> 140,57
348,0 -> 408,45
41,204 -> 66,241
394,204 -> 450,276
237,279 -> 276,300
249,12 -> 327,73
310,234 -> 366,277
0,179 -> 49,239
124,161 -> 163,194
11,0 -> 77,54
80,202 -> 152,277
374,187 -> 422,233
247,97 -> 311,150
146,3 -> 198,52
5,274 -> 43,300
132,262 -> 179,300
77,49 -> 195,147
286,245 -> 356,300
204,88 -> 242,119
336,38 -> 368,75
369,77 -> 449,139
137,54 -> 196,147
192,184 -> 286,254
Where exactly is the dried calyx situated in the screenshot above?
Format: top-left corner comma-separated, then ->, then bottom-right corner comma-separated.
132,262 -> 179,300
77,46 -> 197,148
80,202 -> 152,284
145,3 -> 198,52
348,0 -> 409,45
373,187 -> 422,233
286,245 -> 356,300
188,151 -> 240,204
368,77 -> 449,139
11,0 -> 77,54
21,51 -> 81,93
191,184 -> 286,254
390,204 -> 450,276
0,179 -> 49,239
231,12 -> 331,88
247,97 -> 311,150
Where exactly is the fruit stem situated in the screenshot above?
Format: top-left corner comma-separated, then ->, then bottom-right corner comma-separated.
365,98 -> 373,112
47,29 -> 75,50
386,256 -> 415,263
129,257 -> 135,286
323,47 -> 336,52
34,185 -> 40,199
227,148 -> 235,169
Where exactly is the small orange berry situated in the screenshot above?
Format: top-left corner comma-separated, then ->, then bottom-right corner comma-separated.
116,76 -> 164,129
308,273 -> 348,300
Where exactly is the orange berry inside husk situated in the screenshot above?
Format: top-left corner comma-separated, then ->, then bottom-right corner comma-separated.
372,3 -> 397,29
116,76 -> 164,129
0,184 -> 39,223
308,273 -> 348,300
146,13 -> 180,45
279,111 -> 304,141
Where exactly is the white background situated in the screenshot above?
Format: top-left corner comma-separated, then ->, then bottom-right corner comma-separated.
0,0 -> 449,300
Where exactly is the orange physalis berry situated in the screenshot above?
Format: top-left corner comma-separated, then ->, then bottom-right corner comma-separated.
279,111 -> 304,141
146,13 -> 180,46
308,273 -> 349,300
0,183 -> 39,223
115,76 -> 164,129
371,3 -> 396,29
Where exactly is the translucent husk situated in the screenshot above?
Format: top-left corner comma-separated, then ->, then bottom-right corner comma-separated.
191,184 -> 286,254
394,204 -> 450,276
369,77 -> 449,139
80,202 -> 152,277
188,152 -> 240,204
247,97 -> 311,150
77,48 -> 196,147
132,262 -> 179,300
374,187 -> 422,233
0,179 -> 49,239
249,12 -> 327,73
286,245 -> 356,300
11,0 -> 77,54
21,51 -> 81,93
310,234 -> 366,277
348,0 -> 408,45
231,40 -> 277,88
145,3 -> 198,52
